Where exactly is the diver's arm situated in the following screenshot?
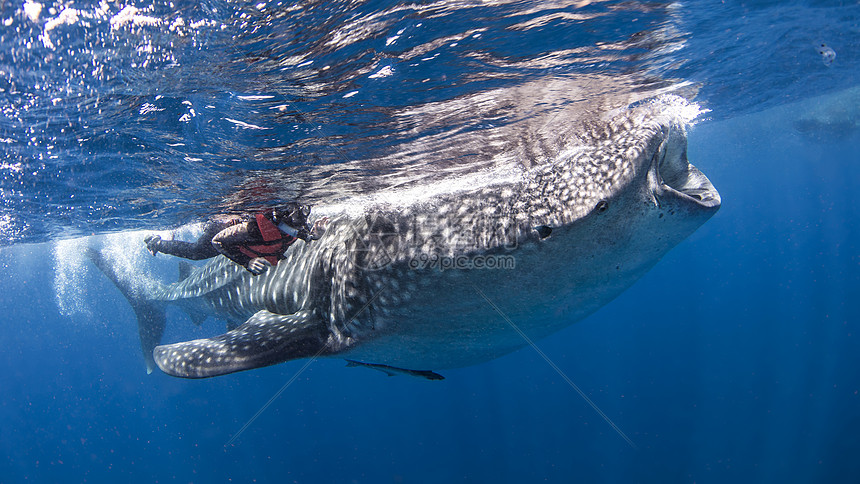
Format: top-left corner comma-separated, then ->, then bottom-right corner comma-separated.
210,222 -> 256,268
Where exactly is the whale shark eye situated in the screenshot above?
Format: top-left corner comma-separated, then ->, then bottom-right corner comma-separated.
535,225 -> 552,239
595,200 -> 609,213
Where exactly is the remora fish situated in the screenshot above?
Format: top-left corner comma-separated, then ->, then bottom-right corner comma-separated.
345,360 -> 445,380
89,98 -> 720,378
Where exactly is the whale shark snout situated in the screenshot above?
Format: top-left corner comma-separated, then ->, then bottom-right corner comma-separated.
652,125 -> 721,213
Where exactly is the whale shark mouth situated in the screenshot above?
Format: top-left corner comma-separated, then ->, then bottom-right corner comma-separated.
652,135 -> 721,210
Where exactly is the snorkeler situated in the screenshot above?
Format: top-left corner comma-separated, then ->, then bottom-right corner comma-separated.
144,203 -> 328,275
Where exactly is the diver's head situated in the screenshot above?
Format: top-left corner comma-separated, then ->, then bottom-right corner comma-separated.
272,203 -> 311,234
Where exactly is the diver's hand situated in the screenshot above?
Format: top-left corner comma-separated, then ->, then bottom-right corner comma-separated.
144,234 -> 161,256
310,217 -> 329,240
246,257 -> 272,275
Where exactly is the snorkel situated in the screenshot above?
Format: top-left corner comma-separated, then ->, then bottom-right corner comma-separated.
277,221 -> 299,237
274,203 -> 313,240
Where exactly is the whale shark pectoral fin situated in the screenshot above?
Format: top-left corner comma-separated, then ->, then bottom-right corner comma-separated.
153,309 -> 330,378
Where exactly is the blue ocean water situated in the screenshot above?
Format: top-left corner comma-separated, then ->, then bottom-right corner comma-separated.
1,0 -> 859,482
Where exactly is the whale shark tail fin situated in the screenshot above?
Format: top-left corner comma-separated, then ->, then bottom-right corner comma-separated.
154,309 -> 331,378
86,247 -> 166,374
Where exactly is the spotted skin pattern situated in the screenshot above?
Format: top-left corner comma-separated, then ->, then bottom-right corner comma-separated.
92,102 -> 720,378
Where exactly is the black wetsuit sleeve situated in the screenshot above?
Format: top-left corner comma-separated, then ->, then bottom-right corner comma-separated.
155,222 -> 226,260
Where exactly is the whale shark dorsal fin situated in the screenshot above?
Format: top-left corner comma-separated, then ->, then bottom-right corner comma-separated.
153,309 -> 330,378
177,261 -> 193,282
185,309 -> 207,327
177,261 -> 207,326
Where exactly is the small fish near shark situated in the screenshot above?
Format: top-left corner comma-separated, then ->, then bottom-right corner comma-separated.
345,360 -> 445,380
88,95 -> 720,380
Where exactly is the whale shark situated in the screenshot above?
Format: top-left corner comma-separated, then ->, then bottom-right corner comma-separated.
88,96 -> 720,378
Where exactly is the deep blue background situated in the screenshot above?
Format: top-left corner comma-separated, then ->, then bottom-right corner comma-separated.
1,97 -> 859,483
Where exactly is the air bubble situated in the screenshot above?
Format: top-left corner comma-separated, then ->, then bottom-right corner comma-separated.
818,43 -> 836,66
